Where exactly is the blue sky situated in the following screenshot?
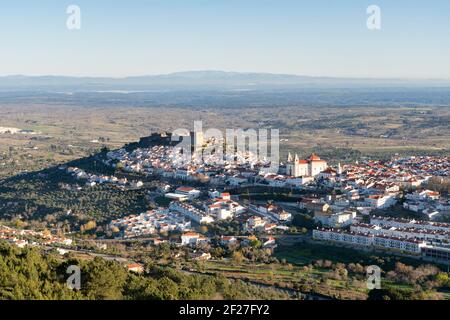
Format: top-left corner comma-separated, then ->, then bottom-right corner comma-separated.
0,0 -> 449,78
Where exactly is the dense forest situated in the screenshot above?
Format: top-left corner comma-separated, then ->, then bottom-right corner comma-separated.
0,242 -> 291,300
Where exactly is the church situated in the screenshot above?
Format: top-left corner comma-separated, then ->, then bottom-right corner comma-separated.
286,153 -> 328,177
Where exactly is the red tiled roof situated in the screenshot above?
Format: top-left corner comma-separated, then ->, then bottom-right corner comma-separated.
182,232 -> 200,237
177,187 -> 195,192
309,153 -> 321,161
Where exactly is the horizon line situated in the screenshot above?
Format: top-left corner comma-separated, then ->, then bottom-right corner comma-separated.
1,70 -> 450,82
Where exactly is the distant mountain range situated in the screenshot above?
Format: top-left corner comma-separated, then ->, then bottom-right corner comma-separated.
1,71 -> 450,92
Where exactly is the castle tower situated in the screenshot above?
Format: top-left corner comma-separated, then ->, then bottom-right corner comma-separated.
192,131 -> 204,150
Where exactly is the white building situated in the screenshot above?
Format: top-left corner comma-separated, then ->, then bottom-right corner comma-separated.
313,228 -> 374,246
351,223 -> 449,242
285,176 -> 315,187
245,216 -> 267,231
364,194 -> 397,209
170,202 -> 215,224
314,211 -> 357,228
313,228 -> 427,254
206,199 -> 245,220
371,216 -> 450,233
373,235 -> 426,254
251,204 -> 292,222
181,232 -> 209,246
175,187 -> 201,200
165,193 -> 189,202
286,153 -> 328,178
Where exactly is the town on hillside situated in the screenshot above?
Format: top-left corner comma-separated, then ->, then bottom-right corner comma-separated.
10,132 -> 441,266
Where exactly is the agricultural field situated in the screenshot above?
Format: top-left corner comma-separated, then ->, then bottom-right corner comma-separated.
1,103 -> 449,180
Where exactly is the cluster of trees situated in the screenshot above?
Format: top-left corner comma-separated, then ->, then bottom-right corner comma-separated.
291,211 -> 316,230
232,247 -> 278,265
207,221 -> 245,237
310,259 -> 449,300
0,166 -> 148,230
424,177 -> 450,196
386,262 -> 450,290
367,288 -> 433,300
0,242 -> 290,300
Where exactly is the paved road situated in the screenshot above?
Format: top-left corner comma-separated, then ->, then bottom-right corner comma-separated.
43,245 -> 130,263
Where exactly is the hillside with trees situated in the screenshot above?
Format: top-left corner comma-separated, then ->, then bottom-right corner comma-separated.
0,242 -> 290,300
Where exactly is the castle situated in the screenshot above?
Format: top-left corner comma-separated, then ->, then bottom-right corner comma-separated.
286,153 -> 328,177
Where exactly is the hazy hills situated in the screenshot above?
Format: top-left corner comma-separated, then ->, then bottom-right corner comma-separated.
1,71 -> 450,107
1,71 -> 450,92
